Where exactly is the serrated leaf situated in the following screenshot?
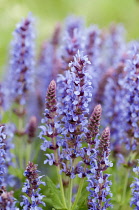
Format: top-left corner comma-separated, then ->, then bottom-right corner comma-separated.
44,176 -> 67,210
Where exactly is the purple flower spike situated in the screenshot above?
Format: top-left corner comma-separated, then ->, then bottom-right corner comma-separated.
39,80 -> 59,167
118,44 -> 139,151
0,125 -> 17,209
36,24 -> 61,109
60,16 -> 85,71
87,127 -> 113,210
57,51 -> 92,151
21,162 -> 45,209
39,80 -> 58,151
104,24 -> 126,68
101,63 -> 126,150
9,13 -> 35,105
85,25 -> 101,63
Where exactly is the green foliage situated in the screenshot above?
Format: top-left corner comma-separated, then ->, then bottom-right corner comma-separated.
44,176 -> 67,210
74,181 -> 89,210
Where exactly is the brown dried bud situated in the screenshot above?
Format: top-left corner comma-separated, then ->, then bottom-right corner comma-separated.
45,80 -> 57,119
86,104 -> 102,144
99,127 -> 110,158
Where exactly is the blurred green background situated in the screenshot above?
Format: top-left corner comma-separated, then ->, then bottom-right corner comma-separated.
0,0 -> 139,73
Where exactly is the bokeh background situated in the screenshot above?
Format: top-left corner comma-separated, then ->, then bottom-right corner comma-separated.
0,0 -> 139,72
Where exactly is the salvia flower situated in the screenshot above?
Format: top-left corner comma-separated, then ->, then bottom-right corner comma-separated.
57,51 -> 92,159
85,25 -> 101,64
104,24 -> 126,68
9,13 -> 35,105
36,25 -> 61,107
102,63 -> 127,150
39,80 -> 58,166
87,127 -> 113,210
92,24 -> 126,109
84,25 -> 103,108
21,161 -> 45,209
119,44 -> 139,150
60,16 -> 85,71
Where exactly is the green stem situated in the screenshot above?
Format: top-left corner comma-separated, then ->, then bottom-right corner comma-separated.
56,165 -> 67,209
122,168 -> 130,205
71,178 -> 85,210
25,141 -> 32,166
52,136 -> 67,209
68,177 -> 73,209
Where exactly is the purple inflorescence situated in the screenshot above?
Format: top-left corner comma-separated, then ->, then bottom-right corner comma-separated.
0,125 -> 18,209
36,43 -> 57,100
9,13 -> 35,105
39,80 -> 58,157
87,127 -> 113,210
84,25 -> 102,108
57,51 -> 92,160
130,161 -> 139,210
60,16 -> 85,71
119,44 -> 139,150
36,24 -> 61,111
100,41 -> 139,152
39,50 -> 94,179
102,63 -> 127,150
85,25 -> 101,64
92,24 -> 126,109
103,24 -> 126,68
21,162 -> 45,209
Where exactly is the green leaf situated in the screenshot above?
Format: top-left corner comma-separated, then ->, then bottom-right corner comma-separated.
44,176 -> 67,210
9,166 -> 24,179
